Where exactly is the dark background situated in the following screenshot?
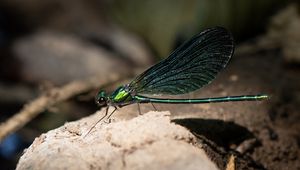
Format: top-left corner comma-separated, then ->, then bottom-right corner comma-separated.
0,0 -> 299,169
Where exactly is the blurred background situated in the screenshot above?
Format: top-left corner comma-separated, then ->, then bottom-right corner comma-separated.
0,0 -> 300,169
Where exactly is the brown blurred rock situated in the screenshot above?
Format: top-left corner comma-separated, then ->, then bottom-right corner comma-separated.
268,4 -> 300,64
13,31 -> 130,85
2,0 -> 153,68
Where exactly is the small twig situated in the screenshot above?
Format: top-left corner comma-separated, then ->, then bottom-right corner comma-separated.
0,74 -> 123,142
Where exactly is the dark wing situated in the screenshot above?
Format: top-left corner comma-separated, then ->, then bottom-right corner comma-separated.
129,27 -> 234,95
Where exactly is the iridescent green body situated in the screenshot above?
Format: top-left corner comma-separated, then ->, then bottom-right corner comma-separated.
97,85 -> 267,107
110,86 -> 133,104
134,94 -> 268,104
93,27 -> 268,126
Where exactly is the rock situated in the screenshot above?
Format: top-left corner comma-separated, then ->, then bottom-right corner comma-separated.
13,31 -> 129,85
268,4 -> 300,64
16,111 -> 219,170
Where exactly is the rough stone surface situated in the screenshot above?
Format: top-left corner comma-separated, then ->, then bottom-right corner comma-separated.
16,112 -> 219,170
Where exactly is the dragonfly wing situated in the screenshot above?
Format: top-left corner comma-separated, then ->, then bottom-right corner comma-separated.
129,27 -> 234,95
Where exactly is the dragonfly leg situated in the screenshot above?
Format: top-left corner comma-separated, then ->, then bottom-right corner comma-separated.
150,103 -> 158,111
104,106 -> 117,123
137,103 -> 142,115
84,106 -> 109,137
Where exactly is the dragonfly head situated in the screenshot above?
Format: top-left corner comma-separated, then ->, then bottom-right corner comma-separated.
95,90 -> 108,107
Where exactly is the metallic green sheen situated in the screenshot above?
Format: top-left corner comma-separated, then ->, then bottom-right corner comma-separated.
95,27 -> 268,109
134,94 -> 268,104
110,86 -> 133,104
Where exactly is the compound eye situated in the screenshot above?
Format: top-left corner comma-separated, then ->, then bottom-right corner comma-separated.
96,97 -> 107,106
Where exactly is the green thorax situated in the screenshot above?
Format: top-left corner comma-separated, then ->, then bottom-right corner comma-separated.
110,86 -> 133,103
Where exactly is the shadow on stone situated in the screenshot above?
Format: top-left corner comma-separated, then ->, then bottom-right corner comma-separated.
172,118 -> 254,149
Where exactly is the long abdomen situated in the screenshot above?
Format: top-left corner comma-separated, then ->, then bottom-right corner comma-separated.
134,94 -> 268,104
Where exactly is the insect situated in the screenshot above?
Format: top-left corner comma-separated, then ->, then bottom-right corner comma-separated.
89,27 -> 268,133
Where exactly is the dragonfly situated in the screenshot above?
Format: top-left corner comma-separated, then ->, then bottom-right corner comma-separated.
89,27 -> 268,133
